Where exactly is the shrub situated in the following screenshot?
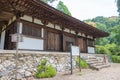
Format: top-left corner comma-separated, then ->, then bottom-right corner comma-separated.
111,55 -> 120,63
76,57 -> 88,69
96,45 -> 110,54
96,43 -> 120,55
35,58 -> 57,78
105,43 -> 119,55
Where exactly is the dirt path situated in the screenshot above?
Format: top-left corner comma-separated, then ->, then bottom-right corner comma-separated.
27,63 -> 120,80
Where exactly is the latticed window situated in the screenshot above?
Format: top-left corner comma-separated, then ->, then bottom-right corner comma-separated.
88,40 -> 94,47
22,24 -> 41,38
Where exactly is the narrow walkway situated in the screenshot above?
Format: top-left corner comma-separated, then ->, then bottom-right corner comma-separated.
27,63 -> 120,80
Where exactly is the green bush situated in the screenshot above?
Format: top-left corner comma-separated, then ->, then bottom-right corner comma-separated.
105,43 -> 119,55
35,58 -> 57,78
111,55 -> 120,63
76,57 -> 88,69
0,76 -> 1,78
96,43 -> 120,55
96,45 -> 110,54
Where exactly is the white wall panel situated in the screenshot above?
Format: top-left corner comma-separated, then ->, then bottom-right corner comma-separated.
18,36 -> 44,50
88,47 -> 95,53
21,15 -> 32,22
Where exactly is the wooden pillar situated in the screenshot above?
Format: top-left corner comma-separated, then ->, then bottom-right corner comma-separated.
42,20 -> 48,51
61,26 -> 65,52
85,35 -> 88,53
93,38 -> 96,53
75,31 -> 78,46
43,26 -> 47,51
14,11 -> 24,79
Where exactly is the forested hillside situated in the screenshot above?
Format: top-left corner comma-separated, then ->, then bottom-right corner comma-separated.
84,16 -> 120,56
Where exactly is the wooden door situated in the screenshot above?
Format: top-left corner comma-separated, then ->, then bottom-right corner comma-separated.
78,38 -> 84,53
54,34 -> 61,51
47,32 -> 54,50
47,31 -> 61,51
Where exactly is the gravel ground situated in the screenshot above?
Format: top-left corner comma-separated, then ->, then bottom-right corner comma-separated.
26,63 -> 120,80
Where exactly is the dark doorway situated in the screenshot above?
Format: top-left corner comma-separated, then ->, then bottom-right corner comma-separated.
66,41 -> 73,52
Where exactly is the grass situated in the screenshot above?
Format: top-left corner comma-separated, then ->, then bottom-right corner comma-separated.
76,57 -> 89,69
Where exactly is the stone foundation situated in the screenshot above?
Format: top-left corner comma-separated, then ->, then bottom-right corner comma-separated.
0,50 -> 78,79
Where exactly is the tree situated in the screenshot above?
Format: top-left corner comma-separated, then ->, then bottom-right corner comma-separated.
41,0 -> 57,3
113,25 -> 120,45
95,38 -> 109,46
117,0 -> 120,15
92,16 -> 108,25
96,22 -> 107,31
57,1 -> 72,16
84,16 -> 120,44
41,0 -> 72,16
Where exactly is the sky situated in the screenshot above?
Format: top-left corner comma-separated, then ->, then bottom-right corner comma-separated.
53,0 -> 119,20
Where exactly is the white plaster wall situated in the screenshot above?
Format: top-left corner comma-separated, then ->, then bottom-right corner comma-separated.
87,35 -> 93,39
81,33 -> 86,37
71,30 -> 75,34
88,47 -> 95,53
55,25 -> 62,30
18,36 -> 44,50
78,32 -> 81,36
34,18 -> 43,25
64,28 -> 70,33
90,36 -> 93,39
21,15 -> 32,22
47,22 -> 54,28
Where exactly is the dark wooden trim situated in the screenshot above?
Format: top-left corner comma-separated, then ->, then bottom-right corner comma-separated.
46,27 -> 61,34
22,35 -> 44,40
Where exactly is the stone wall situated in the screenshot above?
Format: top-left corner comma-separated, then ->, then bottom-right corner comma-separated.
0,51 -> 78,79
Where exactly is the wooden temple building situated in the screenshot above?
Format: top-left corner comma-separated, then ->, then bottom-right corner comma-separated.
0,0 -> 109,53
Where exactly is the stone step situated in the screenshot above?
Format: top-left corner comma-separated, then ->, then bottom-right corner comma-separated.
89,63 -> 110,70
91,62 -> 105,66
87,61 -> 99,64
86,58 -> 97,60
84,57 -> 110,70
86,59 -> 98,62
86,59 -> 99,64
95,64 -> 111,70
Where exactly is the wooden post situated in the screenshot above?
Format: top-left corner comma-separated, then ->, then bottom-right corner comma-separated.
70,44 -> 73,74
14,19 -> 20,80
104,54 -> 106,64
75,31 -> 78,46
85,35 -> 88,53
79,46 -> 81,72
75,32 -> 81,72
14,11 -> 24,80
61,26 -> 65,52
